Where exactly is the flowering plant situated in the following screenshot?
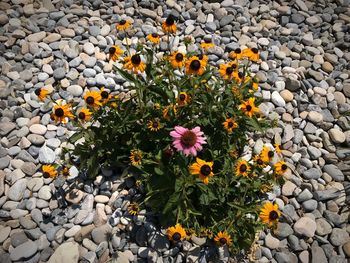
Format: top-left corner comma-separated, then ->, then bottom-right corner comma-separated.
36,16 -> 287,257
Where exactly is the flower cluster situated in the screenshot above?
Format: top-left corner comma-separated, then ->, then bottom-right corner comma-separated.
35,16 -> 285,256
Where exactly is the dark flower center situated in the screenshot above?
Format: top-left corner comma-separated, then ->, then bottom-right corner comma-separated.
152,121 -> 159,128
54,108 -> 64,117
281,164 -> 287,170
119,20 -> 126,25
238,72 -> 244,78
235,48 -> 241,54
133,155 -> 141,162
86,96 -> 95,105
246,105 -> 252,111
172,232 -> 181,241
78,112 -> 86,120
175,53 -> 183,62
204,39 -> 211,43
200,165 -> 212,176
268,151 -> 274,158
269,210 -> 279,220
228,121 -> 234,128
166,15 -> 175,26
181,130 -> 197,147
109,47 -> 116,54
252,47 -> 258,54
179,94 -> 186,101
239,164 -> 247,172
35,88 -> 41,96
219,238 -> 227,245
43,172 -> 50,178
101,91 -> 109,99
257,159 -> 263,165
231,64 -> 237,69
198,54 -> 204,60
131,54 -> 141,65
151,33 -> 158,38
226,67 -> 234,75
190,60 -> 201,71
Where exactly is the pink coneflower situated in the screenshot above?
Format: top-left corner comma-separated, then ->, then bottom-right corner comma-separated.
170,126 -> 207,156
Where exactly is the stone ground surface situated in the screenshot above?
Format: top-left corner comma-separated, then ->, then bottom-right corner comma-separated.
0,0 -> 350,262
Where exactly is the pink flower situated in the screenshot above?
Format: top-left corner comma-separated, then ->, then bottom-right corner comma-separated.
170,126 -> 207,156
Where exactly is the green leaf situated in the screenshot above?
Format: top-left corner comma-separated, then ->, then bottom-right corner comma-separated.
154,167 -> 164,175
162,191 -> 181,214
246,117 -> 263,132
113,65 -> 138,84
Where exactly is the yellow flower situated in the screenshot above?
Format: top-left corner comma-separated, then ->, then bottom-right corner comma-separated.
130,149 -> 142,166
274,143 -> 282,154
185,56 -> 205,76
189,158 -> 214,185
176,92 -> 191,106
77,107 -> 92,122
109,45 -> 123,61
52,102 -> 73,123
84,90 -> 102,109
162,104 -> 177,120
100,87 -> 112,104
223,117 -> 238,134
229,48 -> 243,60
239,97 -> 259,117
169,51 -> 185,68
253,155 -> 266,168
147,33 -> 160,44
162,15 -> 176,34
35,88 -> 49,101
147,119 -> 162,131
232,71 -> 244,83
242,47 -> 260,62
42,165 -> 57,179
260,146 -> 274,163
218,62 -> 238,80
214,231 -> 232,246
116,19 -> 131,31
197,54 -> 208,66
274,161 -> 288,176
259,202 -> 280,226
235,159 -> 250,177
200,39 -> 215,50
127,202 -> 140,216
167,224 -> 187,242
123,54 -> 146,74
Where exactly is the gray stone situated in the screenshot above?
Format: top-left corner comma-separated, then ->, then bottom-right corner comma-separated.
323,164 -> 344,181
302,199 -> 318,211
297,188 -> 313,202
11,231 -> 29,247
8,178 -> 27,201
274,251 -> 298,263
0,226 -> 11,243
10,240 -> 38,261
0,122 -> 16,136
274,223 -> 293,238
314,189 -> 341,201
330,228 -> 349,246
311,242 -> 327,263
316,218 -> 332,236
303,168 -> 321,179
48,242 -> 79,263
38,146 -> 55,164
294,217 -> 316,238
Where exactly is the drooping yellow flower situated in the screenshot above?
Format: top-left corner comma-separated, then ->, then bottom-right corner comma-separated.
52,102 -> 73,123
214,231 -> 232,246
127,202 -> 140,216
200,39 -> 215,50
232,71 -> 245,83
274,161 -> 288,176
84,90 -> 102,109
116,19 -> 131,31
42,165 -> 58,179
100,87 -> 112,104
189,158 -> 214,185
35,88 -> 49,101
147,119 -> 162,131
223,117 -> 238,134
169,51 -> 185,68
274,143 -> 282,154
229,48 -> 243,60
123,54 -> 146,74
167,224 -> 187,242
235,159 -> 250,177
253,155 -> 266,168
260,146 -> 274,163
147,33 -> 161,44
176,92 -> 191,106
162,104 -> 177,120
239,97 -> 259,117
259,202 -> 280,226
185,56 -> 205,76
109,45 -> 123,61
218,62 -> 238,80
162,15 -> 177,34
242,47 -> 260,62
77,107 -> 92,122
130,149 -> 143,166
